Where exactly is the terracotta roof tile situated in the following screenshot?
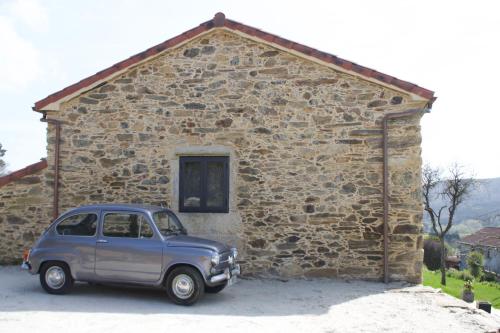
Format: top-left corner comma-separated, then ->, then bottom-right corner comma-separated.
459,227 -> 500,248
34,12 -> 435,111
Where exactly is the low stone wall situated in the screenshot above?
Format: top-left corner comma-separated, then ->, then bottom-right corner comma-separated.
0,161 -> 52,264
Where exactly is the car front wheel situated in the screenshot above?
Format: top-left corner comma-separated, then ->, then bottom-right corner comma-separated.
39,261 -> 74,294
166,266 -> 204,305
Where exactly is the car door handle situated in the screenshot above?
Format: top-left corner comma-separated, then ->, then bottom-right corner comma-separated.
96,239 -> 108,244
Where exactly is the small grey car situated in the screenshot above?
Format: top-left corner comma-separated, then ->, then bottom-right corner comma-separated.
21,204 -> 240,305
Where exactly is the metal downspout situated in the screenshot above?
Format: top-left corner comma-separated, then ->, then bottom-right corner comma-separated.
39,112 -> 61,220
382,108 -> 427,283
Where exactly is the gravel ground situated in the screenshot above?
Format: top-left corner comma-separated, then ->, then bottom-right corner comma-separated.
0,266 -> 498,333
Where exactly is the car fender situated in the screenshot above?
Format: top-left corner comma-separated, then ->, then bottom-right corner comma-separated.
161,247 -> 213,284
30,247 -> 81,280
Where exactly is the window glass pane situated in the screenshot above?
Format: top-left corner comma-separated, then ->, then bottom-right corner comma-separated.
153,211 -> 184,236
182,161 -> 202,208
179,156 -> 229,213
207,161 -> 224,208
139,218 -> 153,238
56,213 -> 97,236
103,213 -> 145,238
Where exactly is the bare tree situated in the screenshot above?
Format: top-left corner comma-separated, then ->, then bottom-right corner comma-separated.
422,163 -> 475,285
0,143 -> 6,175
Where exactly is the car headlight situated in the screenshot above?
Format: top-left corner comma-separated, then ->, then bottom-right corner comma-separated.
232,248 -> 238,259
211,253 -> 220,266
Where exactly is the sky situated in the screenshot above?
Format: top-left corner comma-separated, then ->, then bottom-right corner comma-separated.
0,0 -> 499,178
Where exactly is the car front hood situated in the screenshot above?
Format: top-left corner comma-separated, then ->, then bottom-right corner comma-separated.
166,235 -> 230,253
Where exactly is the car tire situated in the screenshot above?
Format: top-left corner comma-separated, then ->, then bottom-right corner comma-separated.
205,282 -> 227,294
39,261 -> 74,295
166,266 -> 204,306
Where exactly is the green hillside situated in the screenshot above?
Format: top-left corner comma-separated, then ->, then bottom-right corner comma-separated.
423,177 -> 500,238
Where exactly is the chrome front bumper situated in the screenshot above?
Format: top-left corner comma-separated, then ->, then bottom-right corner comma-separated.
210,264 -> 240,284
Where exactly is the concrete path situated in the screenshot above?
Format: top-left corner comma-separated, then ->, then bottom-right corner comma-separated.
0,266 -> 498,333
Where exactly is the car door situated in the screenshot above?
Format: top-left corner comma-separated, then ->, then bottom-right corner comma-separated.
53,210 -> 99,281
95,210 -> 163,283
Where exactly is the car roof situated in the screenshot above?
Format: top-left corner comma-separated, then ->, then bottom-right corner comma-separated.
63,203 -> 170,215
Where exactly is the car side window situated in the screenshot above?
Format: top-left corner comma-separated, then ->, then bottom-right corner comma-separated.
140,219 -> 154,238
56,213 -> 98,236
103,213 -> 153,238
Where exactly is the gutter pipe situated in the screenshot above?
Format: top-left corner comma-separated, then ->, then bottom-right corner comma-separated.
38,111 -> 61,220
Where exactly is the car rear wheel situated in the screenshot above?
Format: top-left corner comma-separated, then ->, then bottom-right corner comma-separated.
205,282 -> 227,294
39,261 -> 74,294
166,266 -> 204,305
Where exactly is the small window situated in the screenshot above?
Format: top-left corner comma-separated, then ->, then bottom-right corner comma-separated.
56,213 -> 97,236
103,213 -> 153,238
179,156 -> 229,213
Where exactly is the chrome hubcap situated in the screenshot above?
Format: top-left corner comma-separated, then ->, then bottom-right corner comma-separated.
172,274 -> 194,299
45,266 -> 65,289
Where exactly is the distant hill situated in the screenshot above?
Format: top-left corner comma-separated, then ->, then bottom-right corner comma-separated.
423,177 -> 500,239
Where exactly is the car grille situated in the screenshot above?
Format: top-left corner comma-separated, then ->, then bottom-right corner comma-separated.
219,251 -> 232,264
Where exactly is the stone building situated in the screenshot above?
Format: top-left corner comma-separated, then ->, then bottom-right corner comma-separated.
0,13 -> 435,283
458,227 -> 500,275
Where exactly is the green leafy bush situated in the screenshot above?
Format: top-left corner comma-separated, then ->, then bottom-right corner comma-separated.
446,268 -> 459,278
447,268 -> 474,281
467,251 -> 484,279
461,270 -> 474,281
480,271 -> 497,282
425,234 -> 440,242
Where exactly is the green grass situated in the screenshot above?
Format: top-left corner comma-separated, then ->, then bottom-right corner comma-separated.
423,268 -> 500,309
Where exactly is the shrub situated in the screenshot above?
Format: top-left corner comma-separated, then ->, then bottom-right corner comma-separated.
447,268 -> 473,281
424,238 -> 442,270
467,251 -> 484,279
446,268 -> 459,278
458,270 -> 474,281
480,271 -> 497,282
425,234 -> 440,242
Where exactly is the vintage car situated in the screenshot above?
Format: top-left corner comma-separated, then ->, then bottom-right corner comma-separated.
21,204 -> 240,305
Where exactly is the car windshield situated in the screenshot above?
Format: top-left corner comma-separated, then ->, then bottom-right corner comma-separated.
152,211 -> 185,236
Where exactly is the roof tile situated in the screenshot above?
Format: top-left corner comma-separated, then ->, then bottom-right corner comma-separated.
460,227 -> 500,248
0,160 -> 48,188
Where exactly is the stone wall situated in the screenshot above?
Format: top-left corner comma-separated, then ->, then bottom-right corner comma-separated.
0,161 -> 52,264
2,29 -> 427,282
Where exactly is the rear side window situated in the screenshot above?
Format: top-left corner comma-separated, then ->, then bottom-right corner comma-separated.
103,213 -> 153,238
56,213 -> 98,236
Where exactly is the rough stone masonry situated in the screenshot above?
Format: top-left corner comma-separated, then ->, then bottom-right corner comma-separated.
0,21 -> 434,283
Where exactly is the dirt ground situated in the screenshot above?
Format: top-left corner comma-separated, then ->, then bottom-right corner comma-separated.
0,266 -> 498,333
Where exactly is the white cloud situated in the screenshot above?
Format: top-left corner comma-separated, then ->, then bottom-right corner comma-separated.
0,16 -> 41,92
0,0 -> 52,92
7,0 -> 49,32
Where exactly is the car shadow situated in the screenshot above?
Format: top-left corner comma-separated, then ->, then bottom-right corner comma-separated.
1,266 -> 412,316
